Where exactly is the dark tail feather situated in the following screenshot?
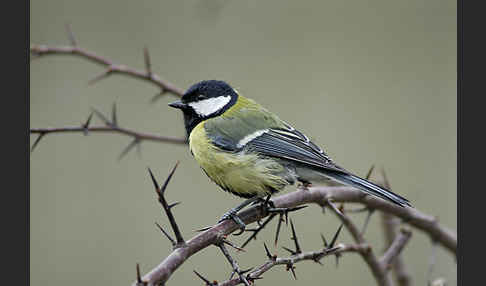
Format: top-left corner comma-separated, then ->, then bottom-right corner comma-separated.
325,171 -> 412,207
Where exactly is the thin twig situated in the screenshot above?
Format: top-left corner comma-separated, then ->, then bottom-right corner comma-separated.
218,243 -> 362,286
380,228 -> 413,268
30,125 -> 186,150
30,44 -> 184,97
148,163 -> 185,248
328,201 -> 392,286
380,169 -> 413,286
217,242 -> 250,286
240,214 -> 276,248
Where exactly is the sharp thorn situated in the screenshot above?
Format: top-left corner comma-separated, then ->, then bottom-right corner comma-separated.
149,90 -> 167,104
360,209 -> 375,235
282,246 -> 296,255
168,201 -> 181,209
65,23 -> 77,46
263,242 -> 273,259
155,222 -> 176,246
274,213 -> 283,247
143,46 -> 152,76
289,219 -> 301,254
335,253 -> 341,268
287,263 -> 297,280
136,263 -> 142,283
118,138 -> 139,160
147,167 -> 160,192
229,270 -> 236,280
136,140 -> 142,158
31,133 -> 45,153
82,112 -> 94,135
91,107 -> 112,126
365,164 -> 375,180
381,167 -> 391,189
112,102 -> 118,127
88,69 -> 111,85
329,224 -> 343,248
328,201 -> 344,218
159,161 -> 180,195
320,233 -> 328,248
240,214 -> 276,249
193,270 -> 212,285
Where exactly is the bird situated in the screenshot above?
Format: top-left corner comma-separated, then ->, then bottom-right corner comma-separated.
168,80 -> 411,228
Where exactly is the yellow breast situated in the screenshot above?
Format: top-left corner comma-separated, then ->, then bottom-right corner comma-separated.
188,121 -> 289,197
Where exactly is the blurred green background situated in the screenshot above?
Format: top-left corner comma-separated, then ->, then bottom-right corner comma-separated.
30,0 -> 456,285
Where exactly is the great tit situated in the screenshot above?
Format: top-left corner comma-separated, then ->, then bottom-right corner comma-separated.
169,80 -> 411,227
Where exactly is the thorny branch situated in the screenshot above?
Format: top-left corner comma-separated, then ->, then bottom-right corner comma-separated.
131,185 -> 452,286
30,105 -> 187,155
30,27 -> 184,99
217,242 -> 251,286
31,29 -> 456,286
328,201 -> 393,286
148,163 -> 185,248
203,220 -> 345,286
218,243 -> 365,286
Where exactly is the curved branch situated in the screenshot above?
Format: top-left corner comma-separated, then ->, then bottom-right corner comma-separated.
134,186 -> 456,286
30,44 -> 185,97
380,228 -> 412,268
218,243 -> 369,286
381,212 -> 413,286
328,201 -> 392,286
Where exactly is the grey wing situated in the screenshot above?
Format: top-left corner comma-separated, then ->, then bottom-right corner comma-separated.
244,125 -> 347,174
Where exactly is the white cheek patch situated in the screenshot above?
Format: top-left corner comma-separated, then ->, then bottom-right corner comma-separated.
189,96 -> 232,117
237,129 -> 269,148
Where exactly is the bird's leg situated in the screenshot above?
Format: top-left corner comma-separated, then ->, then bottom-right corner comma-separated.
219,197 -> 261,232
252,194 -> 307,217
252,194 -> 275,208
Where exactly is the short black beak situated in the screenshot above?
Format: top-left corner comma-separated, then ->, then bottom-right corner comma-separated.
168,100 -> 187,110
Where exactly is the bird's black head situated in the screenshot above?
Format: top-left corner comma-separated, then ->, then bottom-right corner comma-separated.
168,80 -> 238,135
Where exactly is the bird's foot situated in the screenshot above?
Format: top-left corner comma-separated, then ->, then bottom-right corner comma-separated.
256,195 -> 307,217
252,195 -> 275,209
219,210 -> 246,235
